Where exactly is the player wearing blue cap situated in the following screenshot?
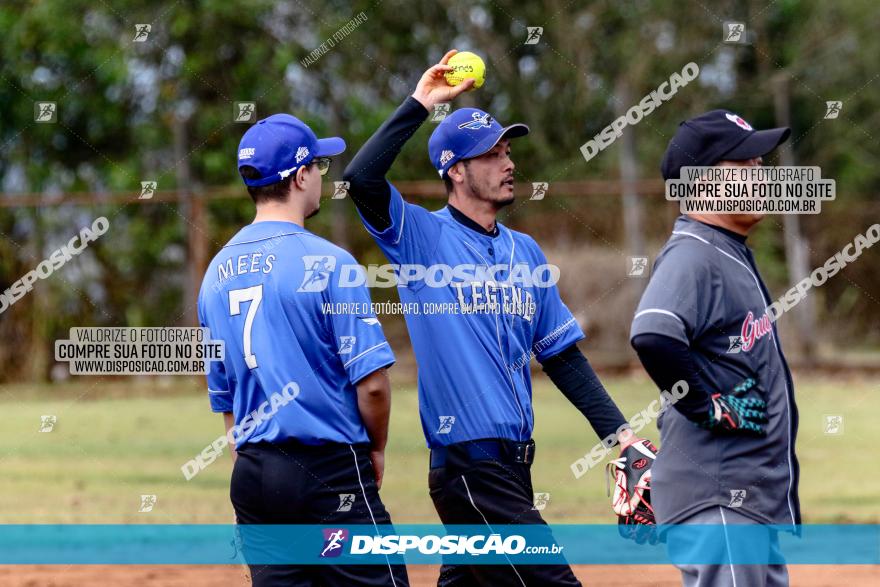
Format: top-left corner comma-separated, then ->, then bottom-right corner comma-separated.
343,50 -> 657,585
632,110 -> 797,587
198,114 -> 409,586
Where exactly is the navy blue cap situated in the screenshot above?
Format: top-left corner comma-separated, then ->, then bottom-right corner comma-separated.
237,114 -> 346,187
661,110 -> 790,180
428,108 -> 529,177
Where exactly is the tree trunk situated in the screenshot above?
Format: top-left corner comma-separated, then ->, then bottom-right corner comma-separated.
773,73 -> 817,360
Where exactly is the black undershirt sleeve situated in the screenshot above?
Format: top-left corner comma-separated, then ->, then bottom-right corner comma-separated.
630,333 -> 712,421
539,344 -> 628,440
342,96 -> 429,232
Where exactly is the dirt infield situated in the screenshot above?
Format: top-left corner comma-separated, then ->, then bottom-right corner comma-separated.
0,565 -> 875,586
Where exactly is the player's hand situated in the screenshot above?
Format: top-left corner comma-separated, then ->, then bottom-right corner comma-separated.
412,49 -> 475,111
370,449 -> 385,490
606,438 -> 658,544
698,378 -> 767,436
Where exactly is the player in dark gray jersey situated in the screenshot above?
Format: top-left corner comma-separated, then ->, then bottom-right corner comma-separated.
631,110 -> 798,587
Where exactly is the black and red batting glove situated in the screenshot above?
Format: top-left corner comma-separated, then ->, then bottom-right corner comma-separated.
606,437 -> 658,544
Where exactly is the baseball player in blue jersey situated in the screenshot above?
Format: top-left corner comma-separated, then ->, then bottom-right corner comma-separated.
342,50 -> 657,585
631,110 -> 799,586
198,114 -> 408,586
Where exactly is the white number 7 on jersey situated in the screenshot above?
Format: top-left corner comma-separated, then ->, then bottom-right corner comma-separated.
229,285 -> 263,369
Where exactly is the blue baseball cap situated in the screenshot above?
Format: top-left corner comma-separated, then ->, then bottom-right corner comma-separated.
661,110 -> 790,180
428,108 -> 529,178
237,114 -> 346,187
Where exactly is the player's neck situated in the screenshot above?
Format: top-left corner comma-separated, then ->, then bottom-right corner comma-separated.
687,213 -> 754,237
447,196 -> 498,234
252,203 -> 306,227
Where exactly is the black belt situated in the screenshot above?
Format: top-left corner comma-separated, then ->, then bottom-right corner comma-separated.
430,438 -> 535,469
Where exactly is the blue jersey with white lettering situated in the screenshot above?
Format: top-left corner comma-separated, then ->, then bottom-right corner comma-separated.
198,221 -> 395,447
359,185 -> 583,448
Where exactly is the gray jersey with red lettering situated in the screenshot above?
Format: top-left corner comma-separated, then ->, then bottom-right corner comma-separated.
630,215 -> 800,528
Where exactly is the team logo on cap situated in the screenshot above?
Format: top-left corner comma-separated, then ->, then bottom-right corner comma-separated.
439,149 -> 455,166
458,112 -> 493,130
295,146 -> 310,163
238,147 -> 255,160
725,113 -> 753,131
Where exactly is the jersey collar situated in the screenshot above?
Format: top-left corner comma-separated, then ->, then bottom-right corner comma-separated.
677,215 -> 748,246
445,204 -> 500,238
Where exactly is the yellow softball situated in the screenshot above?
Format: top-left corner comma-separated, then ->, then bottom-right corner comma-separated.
444,51 -> 485,90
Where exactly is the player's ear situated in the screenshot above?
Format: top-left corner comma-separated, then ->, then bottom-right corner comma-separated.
447,161 -> 465,185
294,164 -> 310,191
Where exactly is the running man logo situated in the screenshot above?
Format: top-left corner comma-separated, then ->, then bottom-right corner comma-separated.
39,415 -> 57,433
723,22 -> 746,43
338,336 -> 356,355
432,103 -> 451,122
628,256 -> 648,277
525,27 -> 543,45
337,494 -> 356,512
298,255 -> 337,292
728,489 -> 747,508
824,101 -> 843,119
139,494 -> 157,513
823,415 -> 844,435
34,102 -> 57,123
458,112 -> 493,130
530,182 -> 548,201
320,528 -> 348,558
133,24 -> 151,42
532,492 -> 550,511
139,181 -> 157,200
333,181 -> 350,199
727,336 -> 744,354
235,102 -> 256,123
437,416 -> 456,434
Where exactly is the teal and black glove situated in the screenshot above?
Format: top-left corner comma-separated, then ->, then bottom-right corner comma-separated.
697,378 -> 767,436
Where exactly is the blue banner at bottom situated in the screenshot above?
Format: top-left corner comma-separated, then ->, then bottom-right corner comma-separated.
0,525 -> 877,565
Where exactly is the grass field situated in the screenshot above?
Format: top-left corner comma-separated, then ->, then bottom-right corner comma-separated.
1,372 -> 877,524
